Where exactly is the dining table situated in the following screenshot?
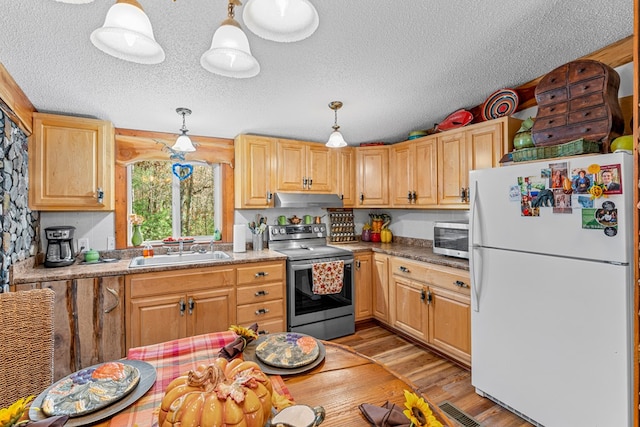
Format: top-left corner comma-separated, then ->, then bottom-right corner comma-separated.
75,331 -> 454,426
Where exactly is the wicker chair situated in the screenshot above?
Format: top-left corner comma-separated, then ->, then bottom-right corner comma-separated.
0,288 -> 55,408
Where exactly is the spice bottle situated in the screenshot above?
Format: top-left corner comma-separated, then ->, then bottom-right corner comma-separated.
143,242 -> 154,258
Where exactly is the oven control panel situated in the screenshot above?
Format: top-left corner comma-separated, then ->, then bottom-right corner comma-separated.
268,224 -> 327,240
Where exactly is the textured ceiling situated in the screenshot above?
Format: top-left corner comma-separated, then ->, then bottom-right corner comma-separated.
0,0 -> 633,145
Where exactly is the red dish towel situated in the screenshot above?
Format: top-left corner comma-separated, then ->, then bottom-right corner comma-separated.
312,260 -> 344,295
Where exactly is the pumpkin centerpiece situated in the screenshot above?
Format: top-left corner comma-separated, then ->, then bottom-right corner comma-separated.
159,358 -> 273,427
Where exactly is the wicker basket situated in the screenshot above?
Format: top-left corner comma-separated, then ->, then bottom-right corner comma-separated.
513,138 -> 601,162
0,289 -> 55,408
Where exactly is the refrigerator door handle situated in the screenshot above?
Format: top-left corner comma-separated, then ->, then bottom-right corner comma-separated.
470,180 -> 480,312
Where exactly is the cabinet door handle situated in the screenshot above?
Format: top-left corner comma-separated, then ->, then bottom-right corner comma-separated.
308,178 -> 312,188
302,177 -> 308,189
412,191 -> 417,202
355,260 -> 361,269
427,290 -> 433,305
454,280 -> 469,288
255,308 -> 270,316
188,297 -> 195,315
340,194 -> 344,200
420,289 -> 426,301
104,286 -> 120,313
255,290 -> 269,296
254,271 -> 269,278
359,193 -> 364,203
179,298 -> 186,316
97,187 -> 104,204
460,187 -> 467,202
399,266 -> 410,273
407,191 -> 412,202
266,191 -> 273,203
258,329 -> 269,335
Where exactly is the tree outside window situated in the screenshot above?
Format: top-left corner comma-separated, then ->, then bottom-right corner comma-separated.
129,161 -> 219,241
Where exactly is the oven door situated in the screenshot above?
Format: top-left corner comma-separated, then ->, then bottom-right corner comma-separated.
286,255 -> 355,339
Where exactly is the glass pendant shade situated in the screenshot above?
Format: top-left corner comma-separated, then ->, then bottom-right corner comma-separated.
326,130 -> 347,148
172,133 -> 196,152
200,23 -> 260,78
242,0 -> 319,42
90,0 -> 165,64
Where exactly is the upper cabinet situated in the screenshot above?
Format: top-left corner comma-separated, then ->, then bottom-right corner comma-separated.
275,140 -> 333,192
356,146 -> 389,207
390,138 -> 438,207
334,147 -> 356,207
234,135 -> 277,209
29,112 -> 115,211
438,116 -> 521,207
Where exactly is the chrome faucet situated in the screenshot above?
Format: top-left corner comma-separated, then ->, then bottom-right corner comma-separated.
178,240 -> 184,255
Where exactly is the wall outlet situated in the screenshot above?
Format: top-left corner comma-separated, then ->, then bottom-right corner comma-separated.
107,237 -> 115,250
78,238 -> 89,252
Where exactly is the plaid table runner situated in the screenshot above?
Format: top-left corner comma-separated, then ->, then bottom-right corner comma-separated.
109,332 -> 291,427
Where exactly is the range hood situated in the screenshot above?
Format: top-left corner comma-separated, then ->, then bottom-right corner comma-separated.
274,193 -> 344,208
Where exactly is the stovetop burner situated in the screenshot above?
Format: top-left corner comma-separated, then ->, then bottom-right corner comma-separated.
268,223 -> 353,261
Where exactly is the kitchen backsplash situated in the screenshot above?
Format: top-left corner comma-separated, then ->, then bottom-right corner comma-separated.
1,110 -> 38,291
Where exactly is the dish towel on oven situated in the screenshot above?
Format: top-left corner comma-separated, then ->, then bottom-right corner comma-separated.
312,260 -> 344,294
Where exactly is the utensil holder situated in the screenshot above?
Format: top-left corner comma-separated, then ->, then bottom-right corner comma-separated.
252,234 -> 264,251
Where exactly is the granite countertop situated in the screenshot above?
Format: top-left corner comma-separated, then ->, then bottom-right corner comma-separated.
11,239 -> 468,285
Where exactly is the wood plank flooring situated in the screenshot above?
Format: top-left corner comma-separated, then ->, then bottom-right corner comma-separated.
331,322 -> 533,427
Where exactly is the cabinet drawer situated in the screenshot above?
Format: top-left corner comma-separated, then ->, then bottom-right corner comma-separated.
536,87 -> 568,105
237,299 -> 284,324
256,318 -> 286,336
390,258 -> 430,281
237,262 -> 284,285
568,105 -> 608,124
423,266 -> 471,296
536,102 -> 568,118
535,114 -> 567,130
568,61 -> 603,81
568,92 -> 605,112
237,283 -> 284,305
534,118 -> 611,146
569,76 -> 604,98
538,66 -> 567,91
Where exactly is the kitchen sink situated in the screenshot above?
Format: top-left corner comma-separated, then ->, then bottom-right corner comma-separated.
128,251 -> 231,268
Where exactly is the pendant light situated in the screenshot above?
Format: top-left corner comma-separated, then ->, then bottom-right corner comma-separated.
90,0 -> 165,64
200,0 -> 260,78
242,0 -> 319,43
172,108 -> 196,152
326,101 -> 347,148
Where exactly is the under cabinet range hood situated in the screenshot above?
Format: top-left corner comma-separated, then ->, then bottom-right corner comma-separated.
274,193 -> 343,208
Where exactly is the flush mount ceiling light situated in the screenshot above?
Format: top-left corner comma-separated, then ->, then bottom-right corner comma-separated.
200,0 -> 260,78
326,101 -> 347,148
90,0 -> 165,64
242,0 -> 319,42
172,108 -> 196,152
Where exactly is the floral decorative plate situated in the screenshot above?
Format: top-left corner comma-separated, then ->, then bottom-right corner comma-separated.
254,332 -> 320,368
41,361 -> 140,417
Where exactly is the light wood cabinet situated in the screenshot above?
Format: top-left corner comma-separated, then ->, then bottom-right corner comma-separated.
29,112 -> 114,211
234,135 -> 277,208
334,147 -> 357,207
390,138 -> 438,207
126,265 -> 236,349
437,117 -> 521,207
372,253 -> 389,323
388,256 -> 471,365
13,276 -> 125,381
356,146 -> 389,207
236,261 -> 286,334
276,140 -> 333,192
354,252 -> 373,321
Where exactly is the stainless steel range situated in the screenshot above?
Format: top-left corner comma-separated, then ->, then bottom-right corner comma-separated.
268,223 -> 355,340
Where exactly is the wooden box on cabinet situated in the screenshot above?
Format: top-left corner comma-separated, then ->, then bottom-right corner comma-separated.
30,112 -> 115,211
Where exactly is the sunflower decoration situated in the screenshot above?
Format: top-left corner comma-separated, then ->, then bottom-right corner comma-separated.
0,395 -> 34,427
229,324 -> 258,349
402,389 -> 443,427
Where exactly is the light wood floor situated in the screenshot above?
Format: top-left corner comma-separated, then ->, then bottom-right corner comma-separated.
331,321 -> 533,427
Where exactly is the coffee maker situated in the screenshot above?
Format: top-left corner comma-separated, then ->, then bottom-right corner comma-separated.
44,226 -> 76,268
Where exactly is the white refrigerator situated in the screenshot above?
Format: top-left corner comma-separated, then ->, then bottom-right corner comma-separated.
469,151 -> 633,427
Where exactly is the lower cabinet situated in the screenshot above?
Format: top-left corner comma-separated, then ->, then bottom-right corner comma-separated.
236,261 -> 286,334
126,266 -> 236,349
389,256 -> 471,365
372,253 -> 389,323
13,276 -> 125,381
354,252 -> 373,321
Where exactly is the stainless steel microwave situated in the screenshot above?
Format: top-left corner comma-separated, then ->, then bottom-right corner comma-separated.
433,221 -> 469,259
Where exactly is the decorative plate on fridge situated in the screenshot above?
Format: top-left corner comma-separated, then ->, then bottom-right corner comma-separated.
481,88 -> 519,121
